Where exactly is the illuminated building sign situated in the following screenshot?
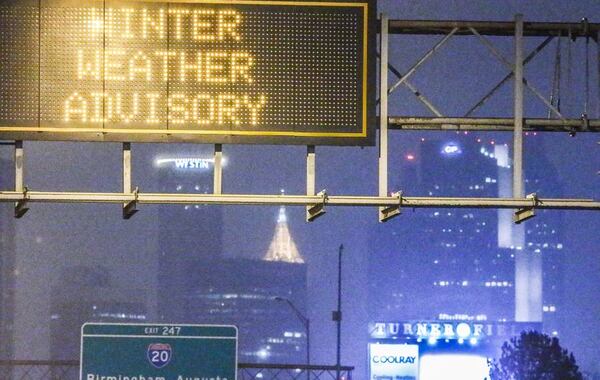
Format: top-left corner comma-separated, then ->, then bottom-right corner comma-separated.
369,321 -> 542,341
0,0 -> 375,145
369,343 -> 419,380
155,157 -> 214,170
441,142 -> 462,156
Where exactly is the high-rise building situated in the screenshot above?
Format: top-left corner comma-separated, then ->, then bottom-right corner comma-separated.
0,157 -> 16,360
157,203 -> 308,364
520,138 -> 564,336
368,135 -> 564,336
171,257 -> 308,364
49,265 -> 148,361
154,155 -> 224,322
265,204 -> 304,264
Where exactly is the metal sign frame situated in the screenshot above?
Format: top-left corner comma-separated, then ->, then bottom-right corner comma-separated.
0,15 -> 599,221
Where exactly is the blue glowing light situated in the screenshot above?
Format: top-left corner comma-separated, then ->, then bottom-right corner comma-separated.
441,143 -> 462,156
420,354 -> 490,380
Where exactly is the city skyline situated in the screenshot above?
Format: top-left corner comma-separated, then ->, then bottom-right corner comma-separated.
368,135 -> 564,337
0,1 -> 598,379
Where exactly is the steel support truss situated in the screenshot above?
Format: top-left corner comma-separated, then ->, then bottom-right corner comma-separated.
377,15 -> 599,223
1,16 -> 599,222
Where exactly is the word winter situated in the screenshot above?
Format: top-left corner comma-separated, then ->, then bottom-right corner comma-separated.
87,8 -> 242,41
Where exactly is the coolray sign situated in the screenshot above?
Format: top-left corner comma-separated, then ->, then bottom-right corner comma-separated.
369,344 -> 418,380
0,0 -> 376,145
369,321 -> 542,340
80,323 -> 238,380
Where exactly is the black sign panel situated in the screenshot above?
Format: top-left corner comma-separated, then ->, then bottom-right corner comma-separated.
0,0 -> 375,145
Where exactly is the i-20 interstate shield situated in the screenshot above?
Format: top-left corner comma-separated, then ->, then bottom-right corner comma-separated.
147,343 -> 172,369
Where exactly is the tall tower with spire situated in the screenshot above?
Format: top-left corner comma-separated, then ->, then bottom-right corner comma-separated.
264,200 -> 304,264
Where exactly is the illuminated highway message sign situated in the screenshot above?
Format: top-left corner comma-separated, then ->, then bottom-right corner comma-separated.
0,0 -> 375,145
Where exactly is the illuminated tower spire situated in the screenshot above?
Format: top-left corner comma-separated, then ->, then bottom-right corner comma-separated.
264,191 -> 304,264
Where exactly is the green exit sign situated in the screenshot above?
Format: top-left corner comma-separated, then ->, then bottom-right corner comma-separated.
80,323 -> 238,380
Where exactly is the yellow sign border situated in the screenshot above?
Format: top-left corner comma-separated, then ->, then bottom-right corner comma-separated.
0,0 -> 370,140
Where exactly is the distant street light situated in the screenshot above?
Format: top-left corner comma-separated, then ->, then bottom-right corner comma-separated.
334,244 -> 343,380
274,296 -> 310,367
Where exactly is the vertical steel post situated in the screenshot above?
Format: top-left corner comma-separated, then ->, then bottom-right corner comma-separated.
597,31 -> 600,119
335,244 -> 343,380
306,319 -> 310,368
122,142 -> 138,219
584,31 -> 590,116
14,141 -> 24,194
14,140 -> 28,218
306,145 -> 316,221
15,140 -> 29,218
513,14 -> 542,324
513,14 -> 524,200
123,143 -> 132,195
513,14 -> 528,322
214,144 -> 223,195
378,14 -> 389,222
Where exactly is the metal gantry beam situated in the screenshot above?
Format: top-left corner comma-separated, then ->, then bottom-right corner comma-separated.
388,117 -> 600,132
0,191 -> 598,210
387,19 -> 600,38
0,16 -> 598,220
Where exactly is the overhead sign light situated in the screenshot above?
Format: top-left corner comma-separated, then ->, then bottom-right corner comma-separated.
0,0 -> 376,146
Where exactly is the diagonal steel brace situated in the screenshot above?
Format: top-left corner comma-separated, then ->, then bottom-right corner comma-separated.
384,60 -> 444,116
388,27 -> 459,95
465,36 -> 554,116
470,27 -> 565,120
